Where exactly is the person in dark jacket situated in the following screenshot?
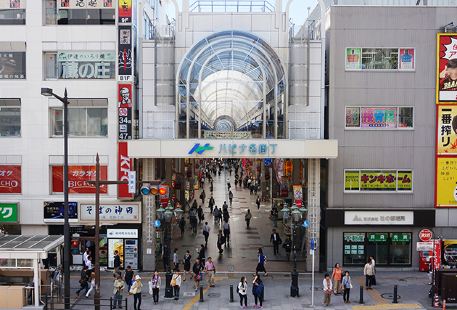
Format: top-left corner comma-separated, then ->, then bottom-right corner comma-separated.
252,274 -> 264,308
76,265 -> 89,296
113,250 -> 121,274
124,265 -> 134,292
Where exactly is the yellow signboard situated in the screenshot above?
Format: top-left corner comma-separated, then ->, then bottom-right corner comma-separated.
436,157 -> 457,207
345,170 -> 413,192
397,170 -> 413,191
437,105 -> 457,155
344,170 -> 360,191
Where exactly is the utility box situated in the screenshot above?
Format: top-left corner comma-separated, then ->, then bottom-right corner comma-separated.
441,272 -> 457,303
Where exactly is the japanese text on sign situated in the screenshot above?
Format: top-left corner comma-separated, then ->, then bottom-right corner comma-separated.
344,170 -> 412,192
80,203 -> 140,222
437,105 -> 457,154
436,157 -> 457,207
0,203 -> 18,223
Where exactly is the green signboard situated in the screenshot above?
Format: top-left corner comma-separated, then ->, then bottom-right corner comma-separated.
0,203 -> 18,223
368,233 -> 388,242
344,233 -> 365,243
391,232 -> 411,242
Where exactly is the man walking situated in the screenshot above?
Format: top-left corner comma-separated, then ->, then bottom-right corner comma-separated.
113,250 -> 121,274
228,190 -> 234,206
364,259 -> 375,289
270,229 -> 282,255
223,220 -> 231,246
256,196 -> 261,210
217,230 -> 225,254
202,222 -> 211,247
204,257 -> 216,287
245,209 -> 252,229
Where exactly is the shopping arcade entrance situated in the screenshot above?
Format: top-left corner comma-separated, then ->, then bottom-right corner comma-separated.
128,139 -> 337,272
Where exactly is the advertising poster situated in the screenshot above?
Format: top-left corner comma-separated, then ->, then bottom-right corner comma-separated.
360,170 -> 397,191
118,141 -> 133,199
118,83 -> 132,140
437,33 -> 457,103
443,240 -> 457,266
345,48 -> 362,70
360,107 -> 397,128
292,184 -> 302,206
117,25 -> 133,81
43,201 -> 78,222
437,105 -> 457,155
51,165 -> 108,194
436,157 -> 457,207
118,83 -> 132,108
118,0 -> 132,24
0,165 -> 21,194
57,51 -> 115,79
108,239 -> 124,268
0,52 -> 26,79
344,170 -> 360,191
345,107 -> 360,127
399,48 -> 415,70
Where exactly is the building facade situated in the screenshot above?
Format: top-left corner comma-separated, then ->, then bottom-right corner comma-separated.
326,3 -> 457,270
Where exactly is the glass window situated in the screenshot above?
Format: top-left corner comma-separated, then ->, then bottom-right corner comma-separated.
56,9 -> 115,25
398,107 -> 414,128
362,48 -> 398,70
0,99 -> 21,137
343,233 -> 366,265
390,233 -> 412,265
0,9 -> 26,25
44,52 -> 58,79
51,106 -> 108,137
346,48 -> 414,71
367,233 -> 389,265
345,107 -> 360,127
44,0 -> 57,25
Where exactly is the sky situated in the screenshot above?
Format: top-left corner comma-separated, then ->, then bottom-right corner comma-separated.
162,0 -> 318,30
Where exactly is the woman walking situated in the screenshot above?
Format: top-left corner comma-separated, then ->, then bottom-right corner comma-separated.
331,263 -> 342,294
112,273 -> 124,309
192,258 -> 203,292
85,272 -> 96,298
183,250 -> 192,281
323,273 -> 333,306
255,248 -> 267,276
238,276 -> 248,308
150,270 -> 161,305
170,270 -> 182,300
364,259 -> 375,289
342,271 -> 352,303
252,274 -> 264,309
130,275 -> 143,310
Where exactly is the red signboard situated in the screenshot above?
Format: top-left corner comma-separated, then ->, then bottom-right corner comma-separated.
419,229 -> 433,242
0,165 -> 21,194
118,83 -> 132,108
118,141 -> 132,199
52,165 -> 108,194
118,0 -> 132,24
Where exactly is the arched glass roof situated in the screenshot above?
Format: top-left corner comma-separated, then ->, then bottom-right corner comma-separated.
177,30 -> 285,132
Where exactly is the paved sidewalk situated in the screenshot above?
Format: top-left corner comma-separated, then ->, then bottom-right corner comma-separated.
69,271 -> 433,310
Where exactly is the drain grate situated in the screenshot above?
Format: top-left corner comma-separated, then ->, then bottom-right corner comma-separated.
381,293 -> 401,300
207,292 -> 221,298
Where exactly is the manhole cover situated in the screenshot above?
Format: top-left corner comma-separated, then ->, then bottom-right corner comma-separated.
381,293 -> 401,300
207,292 -> 221,298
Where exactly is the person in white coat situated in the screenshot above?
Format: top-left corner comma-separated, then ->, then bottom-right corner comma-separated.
150,270 -> 161,304
85,272 -> 96,298
323,273 -> 333,306
238,276 -> 248,308
171,270 -> 182,300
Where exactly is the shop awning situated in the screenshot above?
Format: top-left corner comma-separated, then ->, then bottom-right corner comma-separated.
0,235 -> 63,260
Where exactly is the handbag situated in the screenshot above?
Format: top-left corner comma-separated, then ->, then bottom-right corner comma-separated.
171,278 -> 177,286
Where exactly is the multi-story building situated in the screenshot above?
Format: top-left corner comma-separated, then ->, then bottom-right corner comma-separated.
324,1 -> 457,270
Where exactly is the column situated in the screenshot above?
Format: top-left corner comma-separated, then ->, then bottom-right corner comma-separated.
142,158 -> 156,271
33,256 -> 40,307
306,159 -> 320,272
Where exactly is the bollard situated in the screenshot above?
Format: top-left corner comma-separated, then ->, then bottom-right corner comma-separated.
125,297 -> 128,309
110,297 -> 113,309
200,286 -> 204,302
230,284 -> 234,302
359,286 -> 364,304
393,285 -> 398,304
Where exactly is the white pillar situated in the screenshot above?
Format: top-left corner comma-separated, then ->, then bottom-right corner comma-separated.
33,256 -> 40,307
306,158 -> 320,271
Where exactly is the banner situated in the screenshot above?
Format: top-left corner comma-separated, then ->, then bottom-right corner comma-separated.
0,203 -> 18,223
57,51 -> 115,79
0,52 -> 26,79
292,184 -> 303,206
436,157 -> 457,207
399,48 -> 415,70
345,48 -> 361,70
437,33 -> 457,103
117,25 -> 133,81
58,0 -> 113,9
52,165 -> 108,194
0,165 -> 21,194
118,0 -> 132,24
360,107 -> 397,128
118,142 -> 132,199
437,105 -> 457,155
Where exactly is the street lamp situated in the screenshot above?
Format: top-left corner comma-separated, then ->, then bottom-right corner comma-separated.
41,87 -> 70,309
282,204 -> 302,298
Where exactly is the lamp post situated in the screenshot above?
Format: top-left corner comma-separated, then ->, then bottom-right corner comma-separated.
41,87 -> 70,309
282,204 -> 302,297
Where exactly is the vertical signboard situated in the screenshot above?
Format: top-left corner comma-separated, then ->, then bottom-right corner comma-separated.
117,0 -> 132,24
117,25 -> 133,82
118,84 -> 132,140
118,142 -> 132,199
436,33 -> 457,104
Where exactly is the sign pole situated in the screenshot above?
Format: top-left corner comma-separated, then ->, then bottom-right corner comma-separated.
311,239 -> 315,307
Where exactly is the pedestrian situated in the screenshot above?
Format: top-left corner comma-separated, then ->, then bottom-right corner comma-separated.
370,256 -> 377,285
331,263 -> 342,294
256,248 -> 267,276
217,230 -> 225,254
76,266 -> 89,297
204,257 -> 216,287
271,204 -> 278,227
342,271 -> 352,303
198,244 -> 206,265
245,209 -> 252,229
252,274 -> 264,308
256,196 -> 261,210
183,250 -> 192,281
223,208 -> 230,223
150,270 -> 161,304
282,236 -> 292,261
229,190 -> 233,206
171,270 -> 182,300
86,255 -> 93,272
270,229 -> 282,255
83,248 -> 91,268
208,196 -> 215,213
200,190 -> 206,204
124,265 -> 134,292
197,205 -> 204,224
85,272 -> 96,298
203,222 -> 210,247
227,179 -> 231,190
222,201 -> 228,212
213,206 -> 221,227
179,216 -> 185,237
238,276 -> 248,308
192,258 -> 203,292
113,250 -> 121,274
130,275 -> 143,310
223,219 -> 231,246
173,248 -> 179,271
323,273 -> 333,306
364,259 -> 375,289
113,272 -> 124,309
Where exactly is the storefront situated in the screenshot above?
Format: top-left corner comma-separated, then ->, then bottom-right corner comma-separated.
325,209 -> 435,270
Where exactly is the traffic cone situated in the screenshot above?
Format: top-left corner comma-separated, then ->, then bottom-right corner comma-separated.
434,293 -> 440,308
442,299 -> 446,310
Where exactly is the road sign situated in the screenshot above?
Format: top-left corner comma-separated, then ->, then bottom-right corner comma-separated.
416,241 -> 434,251
419,229 -> 433,242
128,171 -> 136,194
310,238 -> 315,250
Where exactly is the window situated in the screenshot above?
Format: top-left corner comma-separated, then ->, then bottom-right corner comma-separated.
0,51 -> 26,79
345,48 -> 415,71
44,52 -> 58,79
50,99 -> 108,137
44,0 -> 115,25
344,169 -> 413,193
0,99 -> 20,137
0,9 -> 26,25
345,107 -> 414,129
